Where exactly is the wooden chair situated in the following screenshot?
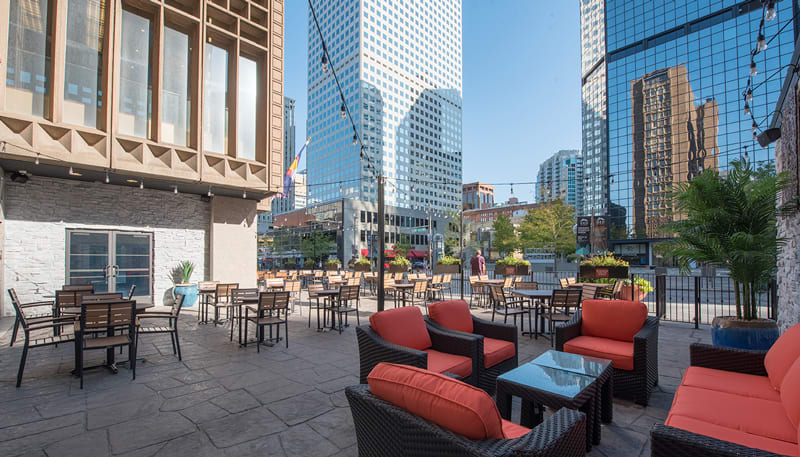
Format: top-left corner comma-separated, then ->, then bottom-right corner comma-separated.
63,284 -> 94,293
429,274 -> 445,301
489,284 -> 531,334
198,281 -> 219,322
9,289 -> 75,386
595,280 -> 624,299
400,280 -> 429,313
210,283 -> 239,331
284,280 -> 302,314
245,291 -> 290,351
136,295 -> 185,360
559,278 -> 570,289
384,278 -> 399,307
439,274 -> 454,299
82,293 -> 124,302
126,284 -> 136,300
75,300 -> 137,389
545,289 -> 582,346
333,285 -> 361,333
469,275 -> 488,308
8,288 -> 54,347
346,277 -> 360,286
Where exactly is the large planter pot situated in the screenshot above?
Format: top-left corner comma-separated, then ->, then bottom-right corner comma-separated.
495,264 -> 515,276
711,316 -> 779,350
389,264 -> 409,273
620,284 -> 648,301
354,264 -> 371,272
174,283 -> 198,307
434,264 -> 460,274
579,265 -> 629,280
514,265 -> 529,276
326,264 -> 340,271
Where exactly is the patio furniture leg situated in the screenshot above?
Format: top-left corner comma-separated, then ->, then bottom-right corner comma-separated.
174,326 -> 182,360
10,316 -> 19,347
284,320 -> 289,348
16,337 -> 29,387
170,333 -> 176,355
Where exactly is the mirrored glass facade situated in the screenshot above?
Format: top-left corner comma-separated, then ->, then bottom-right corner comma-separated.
582,0 -> 797,251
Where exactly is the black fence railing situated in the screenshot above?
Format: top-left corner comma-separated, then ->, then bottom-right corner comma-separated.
443,270 -> 777,328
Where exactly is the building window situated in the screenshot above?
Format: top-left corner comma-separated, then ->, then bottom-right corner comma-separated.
6,0 -> 52,118
161,26 -> 190,146
237,55 -> 257,160
118,9 -> 152,138
64,0 -> 106,129
203,42 -> 228,154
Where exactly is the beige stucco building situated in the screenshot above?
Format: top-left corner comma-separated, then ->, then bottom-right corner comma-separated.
0,0 -> 284,313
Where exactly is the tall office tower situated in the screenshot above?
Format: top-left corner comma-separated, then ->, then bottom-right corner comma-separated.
272,97 -> 297,215
536,149 -> 584,210
306,0 -> 463,213
630,66 -> 719,238
580,0 -> 796,265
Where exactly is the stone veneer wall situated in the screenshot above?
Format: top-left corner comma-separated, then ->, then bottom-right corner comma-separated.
0,174 -> 209,316
775,79 -> 800,331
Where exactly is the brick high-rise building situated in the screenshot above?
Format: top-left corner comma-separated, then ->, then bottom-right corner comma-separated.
462,182 -> 494,210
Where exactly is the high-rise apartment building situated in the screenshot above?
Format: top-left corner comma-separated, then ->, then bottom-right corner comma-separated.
271,96 -> 297,215
462,182 -> 494,210
580,0 -> 797,264
536,149 -> 583,210
0,0 -> 284,314
306,0 -> 463,213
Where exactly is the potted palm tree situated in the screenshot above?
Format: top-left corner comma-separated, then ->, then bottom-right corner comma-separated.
662,160 -> 786,349
171,261 -> 197,307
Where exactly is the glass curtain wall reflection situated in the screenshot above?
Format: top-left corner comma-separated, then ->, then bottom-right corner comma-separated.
203,43 -> 228,154
6,0 -> 52,118
118,9 -> 152,138
161,27 -> 191,146
237,56 -> 257,160
64,0 -> 106,129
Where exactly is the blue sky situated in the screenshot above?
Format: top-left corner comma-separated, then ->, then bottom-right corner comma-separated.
283,1 -> 581,204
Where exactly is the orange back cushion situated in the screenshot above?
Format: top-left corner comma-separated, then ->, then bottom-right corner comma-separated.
780,357 -> 800,428
765,324 -> 800,391
428,300 -> 474,334
581,299 -> 647,342
369,306 -> 432,350
367,363 -> 505,440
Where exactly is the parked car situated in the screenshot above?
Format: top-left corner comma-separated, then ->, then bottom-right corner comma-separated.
411,261 -> 425,271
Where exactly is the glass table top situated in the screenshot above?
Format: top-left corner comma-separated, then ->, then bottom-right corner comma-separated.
532,350 -> 612,378
497,363 -> 596,400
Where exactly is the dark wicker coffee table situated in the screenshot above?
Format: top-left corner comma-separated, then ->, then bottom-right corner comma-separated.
496,350 -> 613,452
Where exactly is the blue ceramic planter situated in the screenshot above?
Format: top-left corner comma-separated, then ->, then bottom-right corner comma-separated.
711,317 -> 779,350
174,284 -> 199,307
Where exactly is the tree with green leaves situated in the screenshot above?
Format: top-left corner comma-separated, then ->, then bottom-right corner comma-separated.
518,199 -> 576,272
492,214 -> 518,257
394,234 -> 413,259
660,159 -> 786,320
301,231 -> 336,264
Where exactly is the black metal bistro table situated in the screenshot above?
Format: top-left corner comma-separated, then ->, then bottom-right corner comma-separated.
496,350 -> 613,452
316,289 -> 340,331
511,289 -> 554,338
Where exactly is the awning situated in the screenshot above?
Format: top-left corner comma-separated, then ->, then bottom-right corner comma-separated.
407,251 -> 427,258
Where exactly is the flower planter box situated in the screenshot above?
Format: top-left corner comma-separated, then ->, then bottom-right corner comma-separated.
326,264 -> 340,271
494,264 -> 530,276
389,264 -> 409,273
354,264 -> 371,272
434,264 -> 460,274
579,265 -> 629,280
619,284 -> 648,301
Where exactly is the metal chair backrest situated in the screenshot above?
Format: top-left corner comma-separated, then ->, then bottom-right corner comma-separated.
64,284 -> 94,293
215,283 -> 239,303
276,270 -> 288,278
8,289 -> 30,328
469,275 -> 479,284
232,288 -> 259,304
612,279 -> 624,297
503,276 -> 515,288
257,291 -> 290,314
566,277 -> 577,285
81,300 -> 135,331
479,275 -> 489,281
559,278 -> 570,289
443,274 -> 452,284
127,284 -> 136,300
431,274 -> 442,285
266,278 -> 285,289
346,277 -> 360,286
489,285 -> 505,304
284,280 -> 302,293
413,280 -> 427,294
308,283 -> 324,298
551,289 -> 582,311
339,284 -> 360,301
56,289 -> 88,311
515,281 -> 538,290
314,270 -> 324,278
82,293 -> 124,302
170,294 -> 185,317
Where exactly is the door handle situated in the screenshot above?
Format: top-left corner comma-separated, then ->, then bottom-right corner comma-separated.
111,265 -> 119,277
104,265 -> 111,278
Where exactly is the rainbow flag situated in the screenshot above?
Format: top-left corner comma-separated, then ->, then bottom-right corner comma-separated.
283,137 -> 310,197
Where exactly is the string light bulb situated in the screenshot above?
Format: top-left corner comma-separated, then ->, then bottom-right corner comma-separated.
242,190 -> 247,199
0,141 -> 5,153
340,103 -> 346,119
750,60 -> 757,76
746,88 -> 753,103
68,166 -> 73,175
744,102 -> 751,115
751,121 -> 758,133
207,187 -> 212,197
139,181 -> 144,189
766,1 -> 776,21
173,185 -> 178,194
105,171 -> 110,183
757,33 -> 767,52
321,53 -> 329,73
510,183 -> 514,194
352,133 -> 358,145
35,153 -> 40,165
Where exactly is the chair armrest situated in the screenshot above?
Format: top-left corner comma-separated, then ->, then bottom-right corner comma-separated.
356,326 -> 427,384
27,319 -> 76,332
472,316 -> 517,345
650,424 -> 785,457
20,300 -> 55,308
137,312 -> 174,319
489,408 -> 587,457
427,323 -> 480,359
555,312 -> 582,351
689,343 -> 768,376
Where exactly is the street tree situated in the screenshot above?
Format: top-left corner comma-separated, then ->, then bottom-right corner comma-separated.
492,214 -> 519,257
301,231 -> 336,264
518,199 -> 576,271
394,234 -> 413,258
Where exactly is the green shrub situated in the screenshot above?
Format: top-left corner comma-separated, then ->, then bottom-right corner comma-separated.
624,277 -> 654,293
390,256 -> 411,266
438,255 -> 461,265
303,259 -> 316,269
580,252 -> 629,267
496,256 -> 530,267
326,258 -> 342,266
354,256 -> 370,265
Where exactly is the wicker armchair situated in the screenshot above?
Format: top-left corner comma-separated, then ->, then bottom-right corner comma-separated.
555,301 -> 658,406
346,384 -> 587,457
651,343 -> 793,457
356,307 -> 480,386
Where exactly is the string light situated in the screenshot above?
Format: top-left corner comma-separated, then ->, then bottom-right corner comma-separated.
352,133 -> 358,145
139,181 -> 144,189
750,60 -> 757,76
243,190 -> 247,199
68,166 -> 73,175
35,153 -> 40,165
757,32 -> 767,52
340,102 -> 347,119
321,53 -> 328,73
207,187 -> 212,197
105,171 -> 110,183
766,1 -> 776,21
173,185 -> 178,194
751,121 -> 758,133
0,141 -> 5,153
744,102 -> 751,115
745,88 -> 753,103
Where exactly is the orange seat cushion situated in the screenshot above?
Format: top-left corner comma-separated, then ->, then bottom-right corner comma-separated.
563,335 -> 634,370
367,363 -> 504,440
369,306 -> 431,351
581,299 -> 647,342
425,349 -> 473,378
483,337 -> 515,369
780,357 -> 800,428
681,366 -> 780,401
765,323 -> 800,391
665,414 -> 799,456
669,385 -> 797,444
428,300 -> 474,333
501,419 -> 531,439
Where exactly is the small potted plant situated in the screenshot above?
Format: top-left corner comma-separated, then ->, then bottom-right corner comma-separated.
303,259 -> 316,270
579,252 -> 629,280
326,258 -> 342,271
389,256 -> 411,273
494,256 -> 531,276
171,261 -> 197,307
354,256 -> 371,272
620,277 -> 653,301
435,255 -> 461,274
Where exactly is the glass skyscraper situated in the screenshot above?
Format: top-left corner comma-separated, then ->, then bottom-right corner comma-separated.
581,0 -> 797,264
306,0 -> 463,213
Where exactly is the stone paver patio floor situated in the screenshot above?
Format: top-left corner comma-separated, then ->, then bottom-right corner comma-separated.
0,296 -> 710,457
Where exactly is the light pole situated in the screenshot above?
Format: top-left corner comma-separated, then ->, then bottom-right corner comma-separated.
377,175 -> 386,311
